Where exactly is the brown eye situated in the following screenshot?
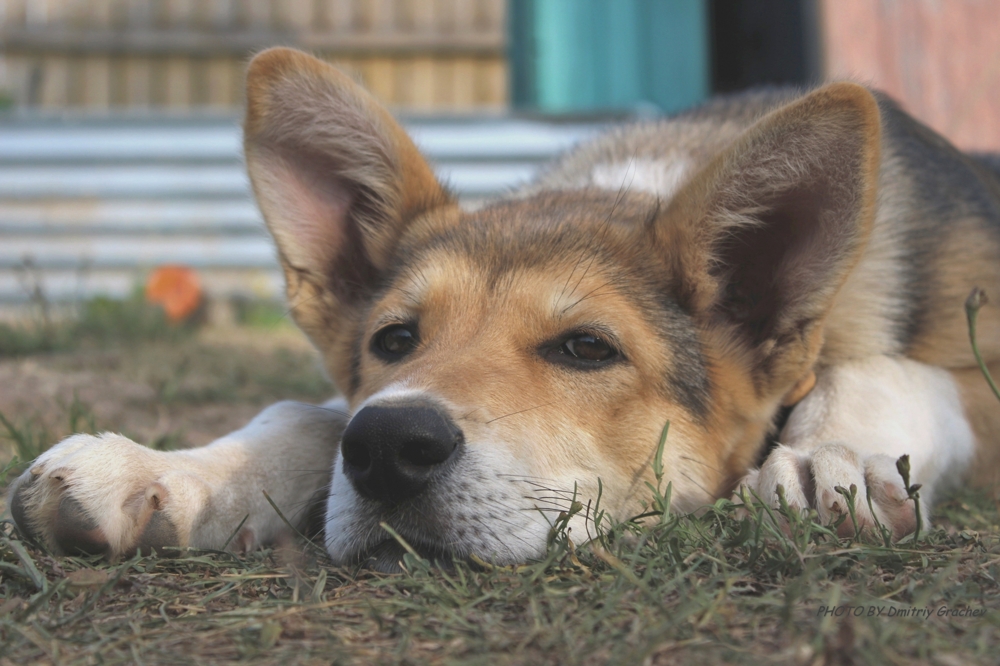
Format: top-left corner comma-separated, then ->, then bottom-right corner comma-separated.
372,324 -> 419,360
544,331 -> 621,369
562,334 -> 615,362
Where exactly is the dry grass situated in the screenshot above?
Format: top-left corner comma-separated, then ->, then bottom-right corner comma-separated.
0,304 -> 998,665
1,477 -> 997,665
0,307 -> 330,455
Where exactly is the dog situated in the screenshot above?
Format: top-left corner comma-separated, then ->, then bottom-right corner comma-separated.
8,48 -> 1000,572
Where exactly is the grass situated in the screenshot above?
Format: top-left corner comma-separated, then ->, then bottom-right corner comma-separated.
0,290 -> 194,357
0,294 -> 330,465
0,293 -> 997,664
0,474 -> 997,664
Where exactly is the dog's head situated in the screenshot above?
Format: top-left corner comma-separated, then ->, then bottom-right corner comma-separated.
244,49 -> 881,570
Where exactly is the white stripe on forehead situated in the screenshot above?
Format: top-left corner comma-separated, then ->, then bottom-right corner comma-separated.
590,157 -> 692,200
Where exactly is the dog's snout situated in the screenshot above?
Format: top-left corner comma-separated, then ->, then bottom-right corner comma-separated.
341,404 -> 463,503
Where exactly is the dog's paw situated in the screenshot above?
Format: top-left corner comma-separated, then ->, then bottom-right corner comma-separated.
7,433 -> 208,557
736,443 -> 919,540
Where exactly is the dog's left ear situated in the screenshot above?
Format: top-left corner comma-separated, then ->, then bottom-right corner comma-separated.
658,83 -> 881,382
243,48 -> 453,306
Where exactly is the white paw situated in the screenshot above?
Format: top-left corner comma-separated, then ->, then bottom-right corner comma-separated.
8,433 -> 208,557
737,443 -> 919,540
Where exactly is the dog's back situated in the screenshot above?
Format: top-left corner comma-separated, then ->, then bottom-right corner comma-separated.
527,88 -> 1000,371
527,87 -> 1000,484
972,153 -> 1000,180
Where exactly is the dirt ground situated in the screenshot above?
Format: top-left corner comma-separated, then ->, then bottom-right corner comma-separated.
0,323 -> 333,463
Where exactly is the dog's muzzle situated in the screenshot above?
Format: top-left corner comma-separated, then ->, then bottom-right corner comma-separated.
340,401 -> 464,504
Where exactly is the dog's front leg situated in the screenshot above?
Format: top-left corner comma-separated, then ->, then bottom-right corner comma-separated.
6,399 -> 347,558
740,356 -> 977,539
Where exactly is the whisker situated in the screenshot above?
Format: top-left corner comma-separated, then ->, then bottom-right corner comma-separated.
392,501 -> 533,555
679,470 -> 713,498
560,278 -> 620,315
523,492 -> 576,503
679,455 -> 725,474
563,154 -> 635,303
298,403 -> 351,419
520,506 -> 567,514
461,407 -> 484,421
558,153 -> 636,304
485,402 -> 554,424
497,473 -> 563,483
524,503 -> 568,513
281,288 -> 324,319
478,521 -> 523,559
521,495 -> 570,506
508,480 -> 577,496
480,513 -> 535,545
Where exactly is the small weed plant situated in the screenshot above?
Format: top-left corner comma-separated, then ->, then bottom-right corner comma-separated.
0,289 -> 195,357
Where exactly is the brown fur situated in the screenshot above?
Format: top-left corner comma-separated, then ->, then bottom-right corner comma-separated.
243,48 -> 999,539
11,48 -> 1000,567
954,362 -> 1000,487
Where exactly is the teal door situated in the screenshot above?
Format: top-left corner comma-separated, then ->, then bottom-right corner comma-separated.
510,0 -> 709,114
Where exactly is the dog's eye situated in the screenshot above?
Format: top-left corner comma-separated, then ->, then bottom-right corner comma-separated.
547,333 -> 620,368
563,334 -> 615,362
372,324 -> 419,360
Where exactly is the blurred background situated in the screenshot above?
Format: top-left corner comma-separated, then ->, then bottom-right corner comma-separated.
0,0 -> 997,313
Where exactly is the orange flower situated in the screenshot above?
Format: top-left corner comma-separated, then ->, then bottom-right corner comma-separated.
145,266 -> 203,323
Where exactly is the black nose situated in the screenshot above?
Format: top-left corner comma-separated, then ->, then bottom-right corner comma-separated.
340,403 -> 463,503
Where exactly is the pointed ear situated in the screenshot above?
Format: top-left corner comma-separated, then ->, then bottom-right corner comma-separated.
658,83 -> 881,378
243,48 -> 453,307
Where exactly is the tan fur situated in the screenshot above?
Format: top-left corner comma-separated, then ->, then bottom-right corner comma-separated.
954,362 -> 1000,486
244,48 -> 458,377
8,49 -> 1000,566
909,224 -> 1000,367
782,372 -> 817,407
342,213 -> 725,513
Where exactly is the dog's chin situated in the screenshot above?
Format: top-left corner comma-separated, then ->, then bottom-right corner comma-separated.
359,539 -> 458,573
325,461 -> 558,571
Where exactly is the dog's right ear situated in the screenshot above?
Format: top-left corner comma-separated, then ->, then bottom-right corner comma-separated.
244,48 -> 453,311
655,82 -> 881,396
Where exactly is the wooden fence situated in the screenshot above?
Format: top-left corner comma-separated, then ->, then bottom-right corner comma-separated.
0,0 -> 508,111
